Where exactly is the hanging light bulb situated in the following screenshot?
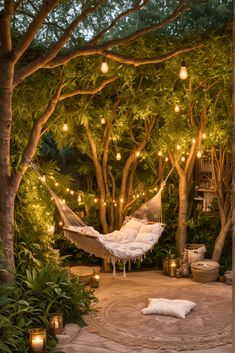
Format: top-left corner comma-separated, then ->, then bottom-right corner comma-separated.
135,151 -> 140,157
197,151 -> 202,158
181,156 -> 185,162
174,104 -> 180,112
158,151 -> 162,157
116,152 -> 121,160
176,144 -> 181,150
101,58 -> 109,73
101,117 -> 106,125
165,157 -> 169,162
202,133 -> 207,139
62,123 -> 69,132
179,61 -> 188,80
78,195 -> 82,203
94,198 -> 98,203
192,138 -> 196,144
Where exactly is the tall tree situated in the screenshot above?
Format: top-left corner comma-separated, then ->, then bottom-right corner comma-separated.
0,0 -> 232,282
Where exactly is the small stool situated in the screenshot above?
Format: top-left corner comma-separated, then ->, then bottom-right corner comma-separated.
191,260 -> 219,283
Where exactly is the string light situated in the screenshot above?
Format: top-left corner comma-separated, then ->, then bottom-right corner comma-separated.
197,151 -> 202,158
181,156 -> 185,162
78,195 -> 82,203
165,157 -> 169,162
176,145 -> 181,150
94,198 -> 98,203
202,133 -> 207,139
66,188 -> 70,192
101,117 -> 106,125
70,190 -> 74,195
135,151 -> 140,157
174,104 -> 180,112
104,202 -> 107,206
62,123 -> 69,132
59,221 -> 63,226
192,138 -> 196,144
158,151 -> 162,157
55,182 -> 59,187
116,152 -> 121,160
101,58 -> 109,73
120,198 -> 124,203
179,61 -> 188,80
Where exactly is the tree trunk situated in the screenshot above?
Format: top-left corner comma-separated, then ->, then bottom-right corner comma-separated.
212,219 -> 232,262
176,175 -> 188,257
0,56 -> 15,282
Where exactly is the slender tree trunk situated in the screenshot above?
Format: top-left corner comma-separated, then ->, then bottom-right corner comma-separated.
212,219 -> 232,262
176,174 -> 188,256
0,57 -> 15,282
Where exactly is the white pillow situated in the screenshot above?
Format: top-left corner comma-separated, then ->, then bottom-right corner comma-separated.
122,219 -> 145,232
135,232 -> 158,244
141,298 -> 196,319
121,229 -> 138,242
139,223 -> 164,235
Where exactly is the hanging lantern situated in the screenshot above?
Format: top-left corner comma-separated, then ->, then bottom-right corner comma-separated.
49,313 -> 63,335
116,152 -> 121,160
62,123 -> 69,132
179,61 -> 188,80
29,328 -> 47,352
101,58 -> 109,73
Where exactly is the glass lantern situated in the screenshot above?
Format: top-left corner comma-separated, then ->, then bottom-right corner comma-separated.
49,313 -> 63,335
29,328 -> 47,352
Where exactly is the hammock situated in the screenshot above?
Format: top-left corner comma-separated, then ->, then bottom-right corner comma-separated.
31,163 -> 169,274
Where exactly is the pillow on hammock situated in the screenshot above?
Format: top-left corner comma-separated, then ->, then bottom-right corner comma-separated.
135,232 -> 159,244
102,229 -> 137,242
141,298 -> 196,319
139,223 -> 164,235
122,218 -> 147,232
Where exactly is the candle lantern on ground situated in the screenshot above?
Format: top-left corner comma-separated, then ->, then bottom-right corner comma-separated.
91,271 -> 100,288
168,259 -> 178,277
49,313 -> 63,335
29,328 -> 47,352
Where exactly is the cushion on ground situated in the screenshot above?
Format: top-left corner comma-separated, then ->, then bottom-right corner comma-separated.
141,298 -> 196,319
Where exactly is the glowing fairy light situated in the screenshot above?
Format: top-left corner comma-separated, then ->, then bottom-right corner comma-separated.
197,151 -> 202,158
62,123 -> 69,132
101,117 -> 106,125
94,198 -> 98,203
158,151 -> 162,157
192,138 -> 196,144
174,104 -> 180,112
120,198 -> 124,203
202,133 -> 207,139
176,145 -> 181,150
135,151 -> 140,157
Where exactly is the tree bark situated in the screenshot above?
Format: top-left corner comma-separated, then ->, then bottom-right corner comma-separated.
176,174 -> 188,257
0,56 -> 15,282
212,218 -> 232,262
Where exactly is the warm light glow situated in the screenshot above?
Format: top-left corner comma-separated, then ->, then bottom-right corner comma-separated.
158,151 -> 162,156
181,156 -> 185,162
78,195 -> 82,203
120,198 -> 124,203
174,104 -> 180,112
94,198 -> 98,203
202,133 -> 207,139
101,59 -> 109,73
94,274 -> 100,281
62,123 -> 69,132
176,145 -> 181,150
40,175 -> 46,182
55,182 -> 59,186
62,199 -> 66,204
135,151 -> 140,157
66,188 -> 70,192
104,202 -> 107,206
29,329 -> 46,353
165,157 -> 169,162
197,151 -> 202,158
48,226 -> 55,234
116,152 -> 121,160
70,190 -> 74,195
192,138 -> 196,144
179,61 -> 188,80
59,221 -> 63,226
101,117 -> 106,125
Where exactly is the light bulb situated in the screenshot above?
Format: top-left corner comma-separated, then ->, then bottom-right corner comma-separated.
101,59 -> 109,73
197,151 -> 202,158
174,104 -> 180,112
202,133 -> 207,139
101,117 -> 106,125
116,152 -> 121,160
135,151 -> 140,157
62,123 -> 69,132
78,195 -> 82,203
181,156 -> 185,162
179,61 -> 188,80
158,151 -> 162,157
120,198 -> 124,203
192,138 -> 196,144
176,144 -> 181,150
165,157 -> 169,162
94,198 -> 98,203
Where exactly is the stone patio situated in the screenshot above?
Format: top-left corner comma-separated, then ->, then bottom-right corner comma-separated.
58,269 -> 232,353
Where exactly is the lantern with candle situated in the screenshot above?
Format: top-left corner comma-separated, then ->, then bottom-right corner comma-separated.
29,328 -> 47,352
90,271 -> 100,288
49,313 -> 63,335
168,259 -> 178,277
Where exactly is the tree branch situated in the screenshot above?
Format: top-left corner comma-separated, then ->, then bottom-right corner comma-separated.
10,82 -> 64,191
87,0 -> 149,46
0,0 -> 14,53
59,75 -> 117,101
14,0 -> 105,84
14,0 -> 61,62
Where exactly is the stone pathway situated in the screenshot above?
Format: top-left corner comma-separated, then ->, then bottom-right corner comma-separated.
58,270 -> 232,353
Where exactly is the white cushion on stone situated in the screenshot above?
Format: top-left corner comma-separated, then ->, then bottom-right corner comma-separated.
141,298 -> 196,319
